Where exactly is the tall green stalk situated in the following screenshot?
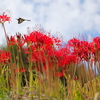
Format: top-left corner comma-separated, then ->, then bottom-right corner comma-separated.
28,44 -> 34,99
2,23 -> 8,45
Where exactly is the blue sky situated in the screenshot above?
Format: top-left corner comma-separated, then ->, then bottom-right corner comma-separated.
0,0 -> 100,45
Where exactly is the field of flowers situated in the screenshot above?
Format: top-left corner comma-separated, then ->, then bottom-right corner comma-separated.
0,10 -> 100,100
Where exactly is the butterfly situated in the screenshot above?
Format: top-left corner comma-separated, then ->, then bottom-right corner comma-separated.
16,17 -> 31,24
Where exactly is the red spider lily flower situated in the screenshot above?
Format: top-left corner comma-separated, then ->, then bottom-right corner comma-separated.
24,31 -> 61,47
67,38 -> 80,48
0,11 -> 11,23
93,37 -> 100,43
93,37 -> 100,51
8,36 -> 16,46
58,54 -> 77,67
92,37 -> 100,61
15,33 -> 25,47
8,33 -> 25,47
54,47 -> 76,67
24,31 -> 61,62
67,38 -> 93,61
0,50 -> 11,64
52,37 -> 61,46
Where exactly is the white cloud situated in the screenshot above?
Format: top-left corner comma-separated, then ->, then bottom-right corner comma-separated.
0,0 -> 100,45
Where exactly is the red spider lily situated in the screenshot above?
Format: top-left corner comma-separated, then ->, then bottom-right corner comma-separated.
15,33 -> 25,46
8,36 -> 16,46
54,47 -> 76,67
92,37 -> 100,61
24,31 -> 61,47
58,54 -> 76,67
0,50 -> 11,64
67,38 -> 80,48
0,12 -> 11,23
67,38 -> 92,61
24,31 -> 61,61
8,33 -> 25,47
93,37 -> 100,44
52,37 -> 61,46
93,37 -> 100,52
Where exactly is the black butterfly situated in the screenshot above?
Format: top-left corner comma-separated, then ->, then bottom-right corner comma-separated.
16,17 -> 31,24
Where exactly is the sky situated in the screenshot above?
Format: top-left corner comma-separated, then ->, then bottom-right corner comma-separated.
0,0 -> 100,45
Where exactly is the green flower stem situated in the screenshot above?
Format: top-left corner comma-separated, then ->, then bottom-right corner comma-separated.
28,45 -> 33,99
16,67 -> 21,95
29,61 -> 33,99
2,23 -> 8,45
5,66 -> 9,90
16,51 -> 21,94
